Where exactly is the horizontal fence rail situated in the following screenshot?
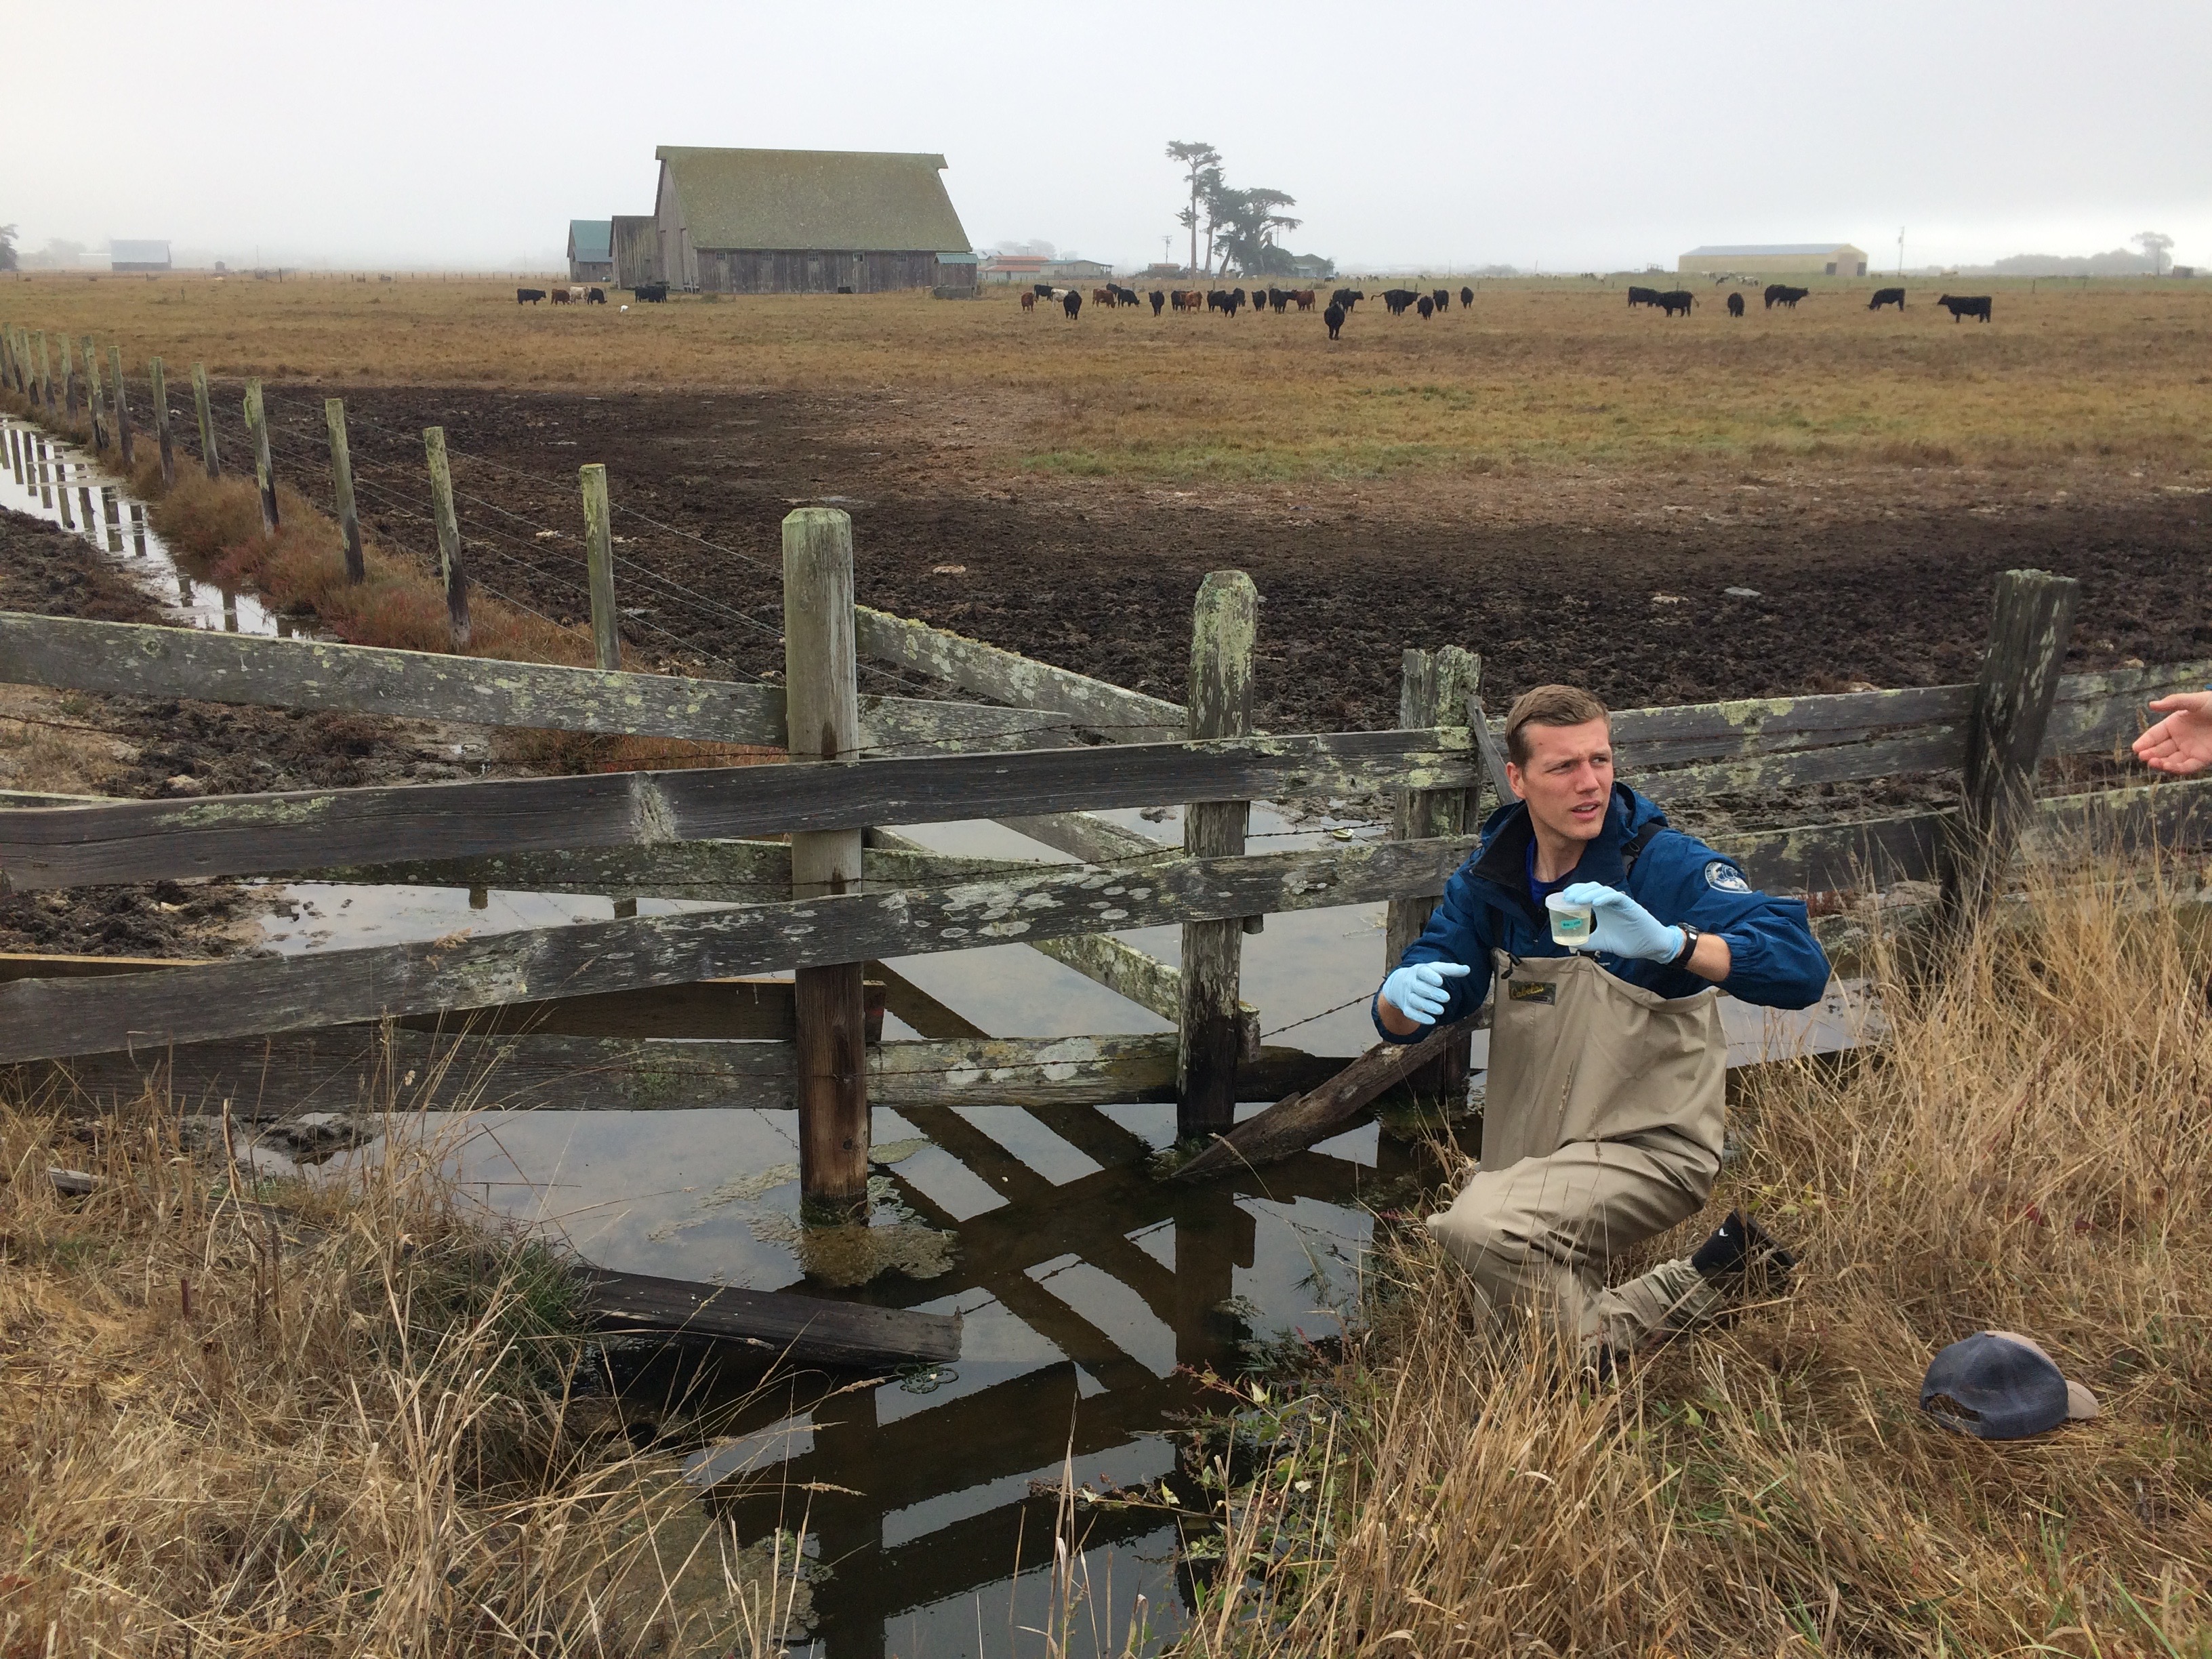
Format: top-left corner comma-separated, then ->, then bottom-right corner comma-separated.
0,610 -> 1072,754
856,605 -> 1187,739
0,836 -> 1485,1061
0,728 -> 1473,889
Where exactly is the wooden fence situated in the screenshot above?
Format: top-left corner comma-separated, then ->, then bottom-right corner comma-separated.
1,362 -> 2209,1206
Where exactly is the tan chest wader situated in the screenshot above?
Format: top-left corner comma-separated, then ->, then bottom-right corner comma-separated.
1427,949 -> 1729,1358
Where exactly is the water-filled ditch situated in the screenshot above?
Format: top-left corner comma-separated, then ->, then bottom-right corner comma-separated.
2,414 -> 1869,1655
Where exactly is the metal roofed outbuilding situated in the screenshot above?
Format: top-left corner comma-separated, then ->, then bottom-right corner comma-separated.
1679,243 -> 1868,277
110,240 -> 171,272
567,220 -> 614,283
650,146 -> 976,294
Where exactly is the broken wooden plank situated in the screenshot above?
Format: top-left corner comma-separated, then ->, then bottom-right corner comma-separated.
0,727 -> 1475,890
0,609 -> 1069,754
576,1265 -> 960,1367
1171,1011 -> 1482,1181
0,835 -> 1484,1061
863,960 -> 989,1040
855,605 -> 1187,739
995,811 -> 1176,867
23,1029 -> 1343,1115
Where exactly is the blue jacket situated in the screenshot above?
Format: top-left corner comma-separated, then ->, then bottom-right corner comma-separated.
1374,783 -> 1830,1042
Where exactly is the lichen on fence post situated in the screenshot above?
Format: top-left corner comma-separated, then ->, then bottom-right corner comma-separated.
324,398 -> 365,583
190,364 -> 220,478
147,359 -> 176,488
422,426 -> 472,649
243,380 -> 279,533
108,347 -> 134,472
1177,568 -> 1258,1141
579,463 -> 620,672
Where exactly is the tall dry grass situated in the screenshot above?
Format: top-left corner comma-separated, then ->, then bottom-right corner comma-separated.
0,1081 -> 804,1656
1176,861 -> 2212,1656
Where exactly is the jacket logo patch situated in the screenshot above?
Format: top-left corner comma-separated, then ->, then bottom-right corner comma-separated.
1509,981 -> 1557,1004
1705,860 -> 1751,893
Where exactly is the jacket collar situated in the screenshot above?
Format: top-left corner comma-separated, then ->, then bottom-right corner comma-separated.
1469,785 -> 1644,926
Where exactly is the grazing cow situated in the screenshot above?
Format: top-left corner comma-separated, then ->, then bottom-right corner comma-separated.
1627,285 -> 1662,309
1324,302 -> 1346,340
1726,291 -> 1745,317
1331,287 -> 1364,312
1763,283 -> 1809,310
1381,288 -> 1420,316
1020,291 -> 1036,314
1063,289 -> 1082,320
1658,290 -> 1694,316
1417,295 -> 1435,319
1034,283 -> 1054,299
569,285 -> 586,302
550,287 -> 573,305
635,281 -> 670,302
1293,290 -> 1315,311
1150,289 -> 1166,315
586,287 -> 606,304
516,287 -> 546,305
1093,287 -> 1115,308
1868,287 -> 1906,311
1936,293 -> 1992,322
1432,289 -> 1450,312
1460,286 -> 1473,309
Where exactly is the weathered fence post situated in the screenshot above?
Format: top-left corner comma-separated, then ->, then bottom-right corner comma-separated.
190,365 -> 220,478
108,347 -> 134,471
422,426 -> 472,649
1177,569 -> 1258,1141
56,455 -> 75,529
81,338 -> 106,450
1938,569 -> 2081,934
33,434 -> 52,508
60,336 -> 77,422
147,358 -> 176,487
579,463 -> 620,671
1385,644 -> 1482,1103
39,333 -> 56,415
784,506 -> 870,1212
0,330 -> 14,396
325,398 -> 365,582
243,380 -> 279,533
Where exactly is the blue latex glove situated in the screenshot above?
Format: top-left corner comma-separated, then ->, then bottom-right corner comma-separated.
1380,961 -> 1472,1025
1557,882 -> 1685,964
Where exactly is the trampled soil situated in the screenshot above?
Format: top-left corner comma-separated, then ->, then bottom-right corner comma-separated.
274,383 -> 2212,735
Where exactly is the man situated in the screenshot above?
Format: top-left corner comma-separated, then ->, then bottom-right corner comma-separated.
1374,684 -> 1832,1365
2133,690 -> 2212,775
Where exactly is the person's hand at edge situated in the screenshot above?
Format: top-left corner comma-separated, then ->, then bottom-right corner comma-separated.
2133,691 -> 2212,777
1558,882 -> 1685,964
1379,961 -> 1472,1025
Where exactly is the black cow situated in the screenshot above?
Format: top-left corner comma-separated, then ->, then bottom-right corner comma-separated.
1150,289 -> 1166,315
635,281 -> 670,302
1726,291 -> 1745,317
586,287 -> 607,304
1627,285 -> 1662,308
1416,295 -> 1435,319
1331,287 -> 1364,311
1936,294 -> 1991,322
1033,283 -> 1054,299
1432,288 -> 1450,312
1460,285 -> 1473,309
1658,290 -> 1694,316
1063,289 -> 1082,320
1868,287 -> 1906,311
1763,283 -> 1809,310
1324,302 -> 1345,340
516,287 -> 546,305
1381,287 -> 1420,316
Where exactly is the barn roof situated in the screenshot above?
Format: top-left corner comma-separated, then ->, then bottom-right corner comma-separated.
567,220 -> 613,262
655,146 -> 972,253
1683,243 -> 1865,257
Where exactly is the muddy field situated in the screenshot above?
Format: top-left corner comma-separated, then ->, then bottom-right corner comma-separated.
0,508 -> 489,956
257,381 -> 2212,735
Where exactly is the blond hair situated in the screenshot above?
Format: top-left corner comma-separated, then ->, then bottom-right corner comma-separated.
1503,684 -> 1611,764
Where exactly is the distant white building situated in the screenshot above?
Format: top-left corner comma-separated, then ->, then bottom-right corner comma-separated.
1679,243 -> 1867,277
110,239 -> 171,272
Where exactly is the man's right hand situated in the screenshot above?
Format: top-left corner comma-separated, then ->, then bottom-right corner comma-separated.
1380,961 -> 1472,1026
2135,691 -> 2212,777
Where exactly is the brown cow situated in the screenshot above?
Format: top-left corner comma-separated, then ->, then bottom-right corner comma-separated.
1093,287 -> 1115,308
1020,291 -> 1036,314
1292,290 -> 1316,311
550,288 -> 573,305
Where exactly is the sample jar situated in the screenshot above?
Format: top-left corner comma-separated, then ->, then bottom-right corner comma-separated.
1545,892 -> 1595,949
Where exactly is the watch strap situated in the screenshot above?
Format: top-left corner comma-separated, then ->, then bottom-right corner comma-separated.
1669,924 -> 1701,968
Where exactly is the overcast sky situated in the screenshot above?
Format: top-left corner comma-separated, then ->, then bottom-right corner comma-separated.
12,0 -> 2209,272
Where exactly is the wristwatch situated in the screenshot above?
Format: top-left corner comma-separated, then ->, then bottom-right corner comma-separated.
1669,923 -> 1702,969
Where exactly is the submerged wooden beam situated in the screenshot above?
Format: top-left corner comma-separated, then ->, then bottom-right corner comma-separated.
0,609 -> 1066,755
0,835 -> 1483,1061
855,605 -> 1187,739
0,727 -> 1473,890
21,1029 -> 1343,1115
577,1267 -> 961,1366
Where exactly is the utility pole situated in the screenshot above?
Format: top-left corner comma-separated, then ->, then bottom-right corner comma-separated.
1898,226 -> 1906,279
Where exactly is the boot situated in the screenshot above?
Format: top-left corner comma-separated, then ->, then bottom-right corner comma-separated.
1690,1210 -> 1796,1296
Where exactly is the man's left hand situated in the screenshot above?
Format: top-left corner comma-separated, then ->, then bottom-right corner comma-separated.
1558,882 -> 1685,964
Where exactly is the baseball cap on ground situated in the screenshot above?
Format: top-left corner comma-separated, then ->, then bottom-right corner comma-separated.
1921,1330 -> 2100,1439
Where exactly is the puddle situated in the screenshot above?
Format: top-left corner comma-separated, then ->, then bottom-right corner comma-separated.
0,416 -> 286,634
1,413 -> 1869,1652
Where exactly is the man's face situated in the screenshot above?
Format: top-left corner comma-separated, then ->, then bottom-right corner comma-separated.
1506,718 -> 1614,844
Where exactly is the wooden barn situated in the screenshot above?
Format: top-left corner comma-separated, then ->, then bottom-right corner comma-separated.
566,220 -> 614,283
649,146 -> 976,294
611,215 -> 657,289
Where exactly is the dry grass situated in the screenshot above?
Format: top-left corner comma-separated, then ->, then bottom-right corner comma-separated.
1172,861 -> 2212,1656
7,270 -> 2209,485
0,1071 -> 805,1657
